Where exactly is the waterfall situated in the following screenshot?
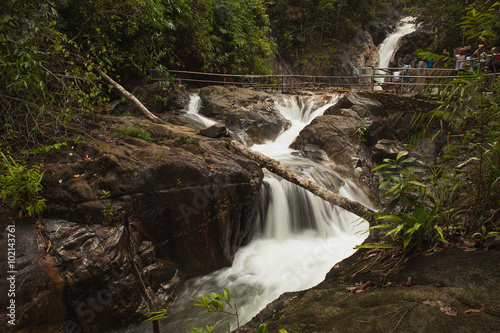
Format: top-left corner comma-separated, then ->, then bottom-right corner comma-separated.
375,17 -> 416,89
185,93 -> 216,127
123,94 -> 371,333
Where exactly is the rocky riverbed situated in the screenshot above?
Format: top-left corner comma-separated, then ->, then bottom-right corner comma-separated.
1,86 -> 497,333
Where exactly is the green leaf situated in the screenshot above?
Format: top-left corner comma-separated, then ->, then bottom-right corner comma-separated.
396,151 -> 408,161
407,180 -> 427,187
223,287 -> 230,302
375,215 -> 403,223
406,223 -> 421,236
256,324 -> 270,333
402,236 -> 411,248
144,308 -> 168,322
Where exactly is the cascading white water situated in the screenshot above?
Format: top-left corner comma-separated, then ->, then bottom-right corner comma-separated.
185,93 -> 216,127
375,17 -> 416,89
124,94 -> 371,333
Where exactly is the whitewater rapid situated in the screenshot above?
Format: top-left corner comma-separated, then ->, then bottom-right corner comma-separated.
375,17 -> 416,89
122,93 -> 371,333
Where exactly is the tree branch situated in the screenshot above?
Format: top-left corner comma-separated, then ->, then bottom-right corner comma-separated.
93,67 -> 164,124
229,140 -> 376,225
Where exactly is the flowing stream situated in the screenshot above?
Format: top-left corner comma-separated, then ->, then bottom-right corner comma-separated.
124,93 -> 371,332
185,93 -> 216,127
375,17 -> 416,89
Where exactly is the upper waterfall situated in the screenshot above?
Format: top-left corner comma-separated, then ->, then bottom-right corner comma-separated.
375,17 -> 416,89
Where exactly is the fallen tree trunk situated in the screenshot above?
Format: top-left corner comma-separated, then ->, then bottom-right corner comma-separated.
229,140 -> 376,225
94,67 -> 163,124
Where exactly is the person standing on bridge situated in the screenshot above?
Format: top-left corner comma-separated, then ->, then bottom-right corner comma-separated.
454,48 -> 467,73
393,70 -> 402,94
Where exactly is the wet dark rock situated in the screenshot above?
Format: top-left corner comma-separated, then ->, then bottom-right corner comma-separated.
198,86 -> 290,145
373,139 -> 405,164
0,222 -> 66,332
199,124 -> 229,138
366,22 -> 388,46
0,113 -> 263,332
241,248 -> 500,333
391,27 -> 434,68
136,83 -> 191,113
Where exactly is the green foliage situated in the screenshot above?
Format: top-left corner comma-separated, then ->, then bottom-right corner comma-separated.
58,0 -> 177,79
411,69 -> 500,200
201,0 -> 275,74
354,122 -> 368,142
144,308 -> 169,323
483,140 -> 500,193
364,3 -> 500,252
193,287 -> 234,315
17,142 -> 68,159
0,152 -> 46,218
191,325 -> 217,333
357,152 -> 453,252
0,0 -> 107,146
115,126 -> 154,143
409,0 -> 500,51
471,225 -> 500,243
191,287 -> 238,333
461,2 -> 500,44
2,0 -> 276,149
179,136 -> 200,146
144,287 -> 287,332
101,202 -> 118,225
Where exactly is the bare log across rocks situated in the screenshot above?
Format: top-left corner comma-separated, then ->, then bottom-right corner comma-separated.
229,140 -> 376,225
94,67 -> 164,124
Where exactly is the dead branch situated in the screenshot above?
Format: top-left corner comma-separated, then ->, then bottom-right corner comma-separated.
93,67 -> 163,124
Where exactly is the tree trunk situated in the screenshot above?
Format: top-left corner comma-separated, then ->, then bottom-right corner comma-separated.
94,67 -> 163,124
229,140 -> 376,225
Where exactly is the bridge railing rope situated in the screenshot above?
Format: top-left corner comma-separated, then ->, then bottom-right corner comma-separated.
157,67 -> 498,93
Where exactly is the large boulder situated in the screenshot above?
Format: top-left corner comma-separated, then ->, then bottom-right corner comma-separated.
0,115 -> 263,332
199,86 -> 290,145
391,26 -> 434,68
0,222 -> 66,332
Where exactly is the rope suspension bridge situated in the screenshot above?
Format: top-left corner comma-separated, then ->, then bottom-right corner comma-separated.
155,67 -> 498,94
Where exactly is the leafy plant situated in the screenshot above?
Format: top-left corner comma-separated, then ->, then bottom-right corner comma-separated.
406,3 -> 500,243
17,142 -> 68,158
102,202 -> 118,225
0,152 -> 46,217
192,287 -> 238,333
144,287 -> 287,333
1,1 -> 107,146
354,122 -> 368,142
461,2 -> 500,44
471,225 -> 500,241
357,152 -> 452,252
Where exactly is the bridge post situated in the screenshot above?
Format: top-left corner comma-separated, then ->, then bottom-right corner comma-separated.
370,67 -> 375,91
